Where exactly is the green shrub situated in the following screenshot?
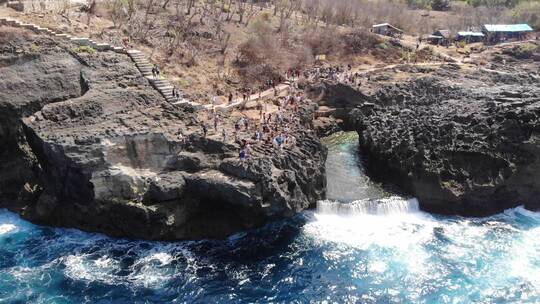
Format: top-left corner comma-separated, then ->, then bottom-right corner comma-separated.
72,45 -> 96,55
377,42 -> 389,50
30,43 -> 40,52
504,43 -> 539,58
178,78 -> 190,87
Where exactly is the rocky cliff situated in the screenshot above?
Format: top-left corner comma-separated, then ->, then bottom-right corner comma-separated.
348,62 -> 540,216
0,29 -> 326,240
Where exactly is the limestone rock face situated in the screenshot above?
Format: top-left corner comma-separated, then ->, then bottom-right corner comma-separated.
0,32 -> 326,240
348,64 -> 540,216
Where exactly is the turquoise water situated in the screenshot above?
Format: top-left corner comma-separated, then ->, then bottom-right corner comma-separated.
1,132 -> 540,303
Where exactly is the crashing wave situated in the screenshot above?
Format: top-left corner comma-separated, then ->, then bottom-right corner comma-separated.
316,196 -> 420,216
0,223 -> 16,234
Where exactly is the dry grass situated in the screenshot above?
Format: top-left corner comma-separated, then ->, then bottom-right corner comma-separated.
0,0 -> 522,100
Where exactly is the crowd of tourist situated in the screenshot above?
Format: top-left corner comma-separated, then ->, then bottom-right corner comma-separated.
199,86 -> 309,162
194,63 -> 377,162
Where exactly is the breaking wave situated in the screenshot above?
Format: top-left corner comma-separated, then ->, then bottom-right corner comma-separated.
317,197 -> 420,216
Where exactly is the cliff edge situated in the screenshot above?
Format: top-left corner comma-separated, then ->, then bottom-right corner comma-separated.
0,29 -> 326,240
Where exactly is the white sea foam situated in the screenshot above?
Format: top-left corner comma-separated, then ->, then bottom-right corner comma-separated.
63,254 -> 120,284
509,225 -> 540,290
0,224 -> 16,234
316,197 -> 420,216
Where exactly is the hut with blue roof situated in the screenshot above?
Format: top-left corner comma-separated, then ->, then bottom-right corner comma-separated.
482,24 -> 533,44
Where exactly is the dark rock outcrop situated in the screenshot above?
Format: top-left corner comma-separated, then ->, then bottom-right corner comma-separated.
0,30 -> 326,240
348,64 -> 540,216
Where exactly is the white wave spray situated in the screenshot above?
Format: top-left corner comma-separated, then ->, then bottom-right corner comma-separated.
316,196 -> 420,216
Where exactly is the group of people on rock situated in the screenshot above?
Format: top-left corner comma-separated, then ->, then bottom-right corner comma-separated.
198,83 -> 310,163
194,62 -> 376,163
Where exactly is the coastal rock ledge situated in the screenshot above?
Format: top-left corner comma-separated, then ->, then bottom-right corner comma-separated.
0,31 -> 326,240
348,64 -> 540,216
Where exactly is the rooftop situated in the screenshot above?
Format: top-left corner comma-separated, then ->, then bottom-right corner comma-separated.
434,30 -> 452,39
372,23 -> 403,32
457,31 -> 485,37
482,24 -> 533,33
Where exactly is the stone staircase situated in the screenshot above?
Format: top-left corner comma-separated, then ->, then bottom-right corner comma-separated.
126,49 -> 193,106
0,17 -> 125,53
0,17 -> 203,108
0,16 -> 285,112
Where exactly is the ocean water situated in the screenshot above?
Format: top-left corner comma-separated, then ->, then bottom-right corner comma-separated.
1,132 -> 540,303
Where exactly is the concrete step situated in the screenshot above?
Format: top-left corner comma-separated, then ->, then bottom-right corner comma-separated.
136,63 -> 152,68
135,60 -> 151,65
154,82 -> 171,87
134,61 -> 151,65
95,43 -> 110,51
153,79 -> 169,84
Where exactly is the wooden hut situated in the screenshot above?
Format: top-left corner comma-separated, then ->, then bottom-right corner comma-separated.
456,31 -> 485,44
427,30 -> 453,46
371,23 -> 404,38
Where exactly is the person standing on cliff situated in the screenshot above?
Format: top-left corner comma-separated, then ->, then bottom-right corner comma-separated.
153,64 -> 160,79
239,148 -> 246,162
151,66 -> 157,79
172,86 -> 179,101
201,123 -> 207,138
123,37 -> 130,49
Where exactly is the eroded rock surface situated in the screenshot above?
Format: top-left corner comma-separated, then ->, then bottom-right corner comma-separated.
348,62 -> 540,215
0,30 -> 326,240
